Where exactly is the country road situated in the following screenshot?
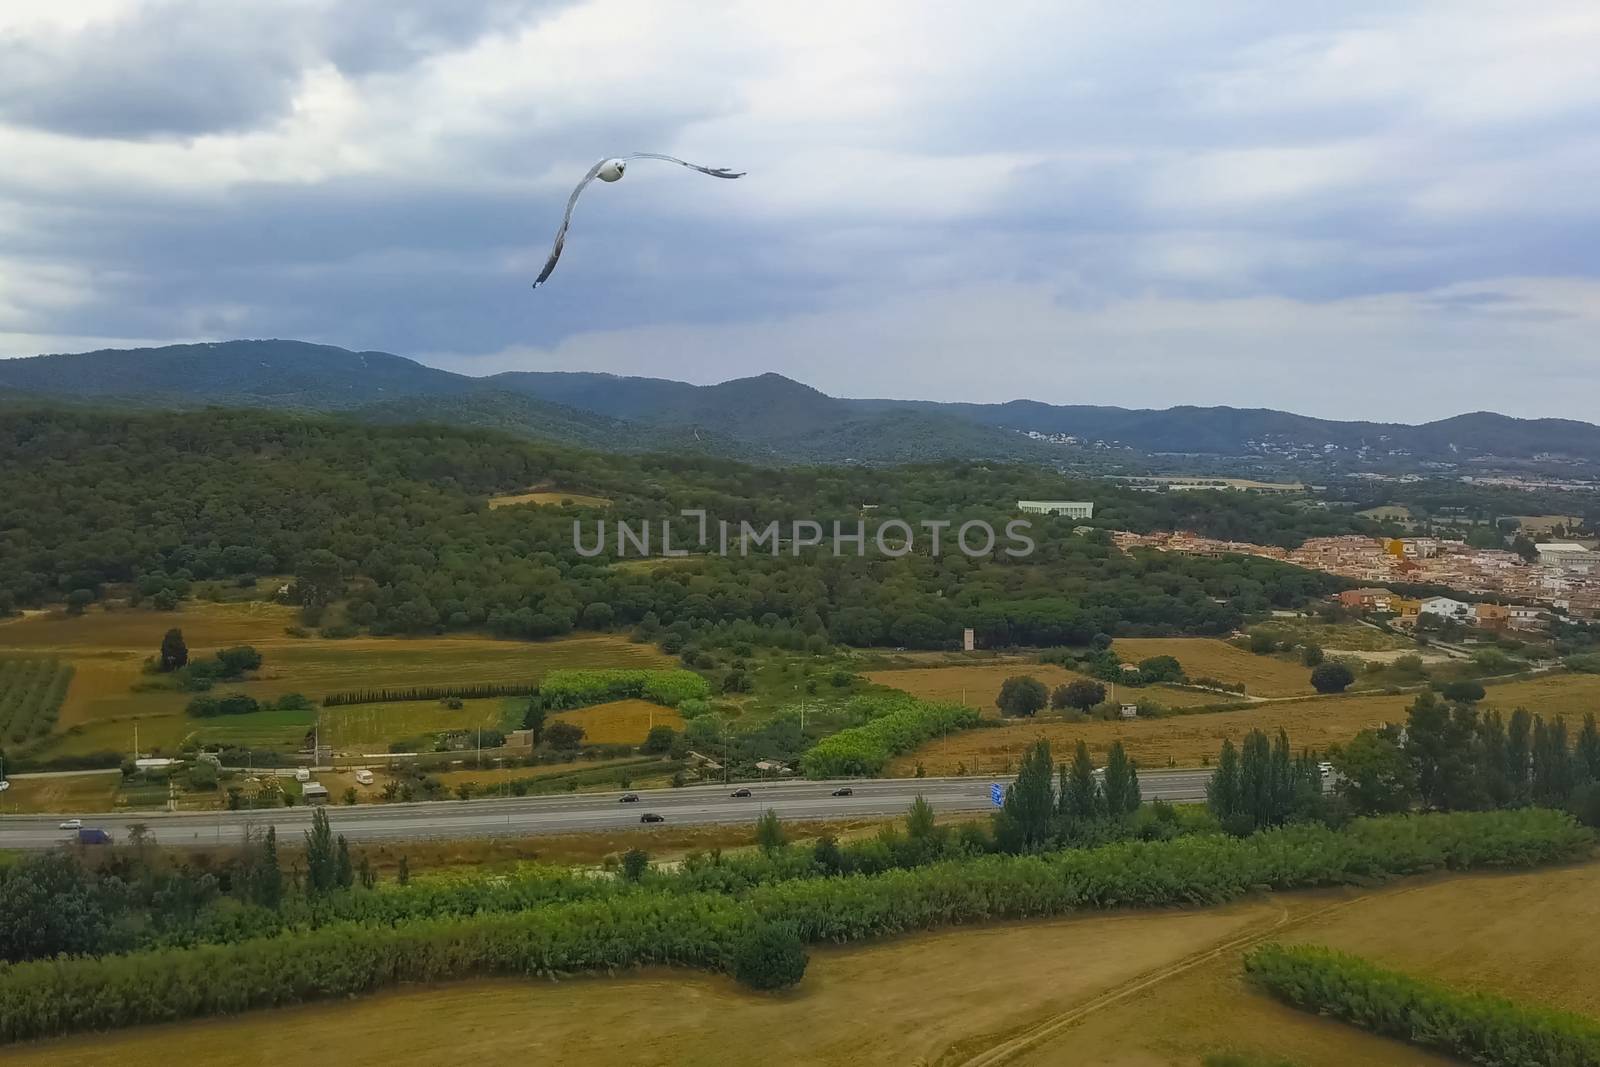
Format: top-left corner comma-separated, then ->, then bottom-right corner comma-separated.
0,770 -> 1214,850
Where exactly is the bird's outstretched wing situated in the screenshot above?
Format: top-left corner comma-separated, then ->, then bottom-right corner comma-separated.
533,153 -> 745,288
622,152 -> 746,179
532,158 -> 607,288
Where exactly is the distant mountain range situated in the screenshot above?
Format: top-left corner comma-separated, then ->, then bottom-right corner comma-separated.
3,338 -> 1599,469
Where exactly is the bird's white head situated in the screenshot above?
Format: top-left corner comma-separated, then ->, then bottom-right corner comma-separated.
597,159 -> 626,182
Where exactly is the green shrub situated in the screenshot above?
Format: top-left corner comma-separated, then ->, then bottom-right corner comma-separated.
621,849 -> 650,882
1245,943 -> 1600,1066
731,922 -> 808,990
186,693 -> 261,718
1310,662 -> 1354,693
1563,653 -> 1600,674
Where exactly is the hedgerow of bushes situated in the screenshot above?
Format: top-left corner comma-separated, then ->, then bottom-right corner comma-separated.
322,682 -> 538,708
747,809 -> 1592,941
801,695 -> 981,777
538,668 -> 711,709
1244,943 -> 1600,1067
0,894 -> 750,1044
0,808 -> 1585,1044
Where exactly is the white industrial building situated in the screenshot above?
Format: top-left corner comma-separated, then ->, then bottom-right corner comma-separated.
1017,500 -> 1094,519
1537,543 -> 1600,574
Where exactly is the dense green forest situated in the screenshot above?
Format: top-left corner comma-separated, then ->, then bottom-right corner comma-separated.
0,407 -> 1360,647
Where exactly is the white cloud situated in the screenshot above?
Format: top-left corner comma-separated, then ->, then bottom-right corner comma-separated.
1,0 -> 1598,420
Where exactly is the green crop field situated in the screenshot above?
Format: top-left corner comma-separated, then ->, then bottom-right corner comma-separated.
0,657 -> 73,744
321,698 -> 514,750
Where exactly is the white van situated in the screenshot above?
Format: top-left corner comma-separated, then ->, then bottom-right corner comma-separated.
354,769 -> 375,786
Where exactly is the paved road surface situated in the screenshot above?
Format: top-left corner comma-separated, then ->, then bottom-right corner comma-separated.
0,771 -> 1214,850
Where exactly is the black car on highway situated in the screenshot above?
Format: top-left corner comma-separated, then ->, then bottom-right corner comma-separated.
640,812 -> 665,823
831,786 -> 854,796
619,793 -> 640,803
730,787 -> 753,798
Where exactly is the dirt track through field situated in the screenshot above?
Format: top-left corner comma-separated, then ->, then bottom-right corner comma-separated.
948,892 -> 1402,1067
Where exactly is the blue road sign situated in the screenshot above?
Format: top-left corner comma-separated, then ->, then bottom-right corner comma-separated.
990,783 -> 1004,806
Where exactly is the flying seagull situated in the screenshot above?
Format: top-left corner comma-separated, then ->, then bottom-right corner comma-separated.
532,153 -> 746,288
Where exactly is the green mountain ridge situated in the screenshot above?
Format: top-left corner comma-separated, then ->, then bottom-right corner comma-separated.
4,338 -> 1599,467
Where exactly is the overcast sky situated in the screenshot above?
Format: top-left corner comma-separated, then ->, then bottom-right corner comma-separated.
2,1 -> 1597,421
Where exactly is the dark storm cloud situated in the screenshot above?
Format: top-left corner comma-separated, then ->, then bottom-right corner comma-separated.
0,7 -> 303,138
0,0 -> 569,139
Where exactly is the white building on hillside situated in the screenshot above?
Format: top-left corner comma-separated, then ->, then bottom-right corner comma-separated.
1419,596 -> 1473,621
1018,500 -> 1094,519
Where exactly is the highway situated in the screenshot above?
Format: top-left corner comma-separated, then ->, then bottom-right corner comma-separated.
0,770 -> 1214,850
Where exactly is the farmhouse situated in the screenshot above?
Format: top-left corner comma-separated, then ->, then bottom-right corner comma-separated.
1017,500 -> 1094,519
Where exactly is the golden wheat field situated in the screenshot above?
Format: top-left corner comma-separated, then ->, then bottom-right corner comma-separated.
1113,637 -> 1317,697
888,671 -> 1600,774
550,698 -> 686,744
885,692 -> 1413,774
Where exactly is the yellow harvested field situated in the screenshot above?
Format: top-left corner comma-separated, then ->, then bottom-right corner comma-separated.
551,699 -> 684,745
865,663 -> 1222,716
1014,863 -> 1600,1066
0,771 -> 120,813
1507,514 -> 1581,535
1114,637 -> 1316,696
0,601 -> 669,758
487,490 -> 611,509
30,862 -> 1600,1067
0,601 -> 297,653
1477,671 -> 1600,716
889,692 -> 1415,774
889,671 -> 1600,774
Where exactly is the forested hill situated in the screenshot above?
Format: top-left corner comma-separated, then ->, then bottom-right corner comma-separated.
8,339 -> 1600,466
0,341 -> 1059,465
0,407 -> 1361,646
